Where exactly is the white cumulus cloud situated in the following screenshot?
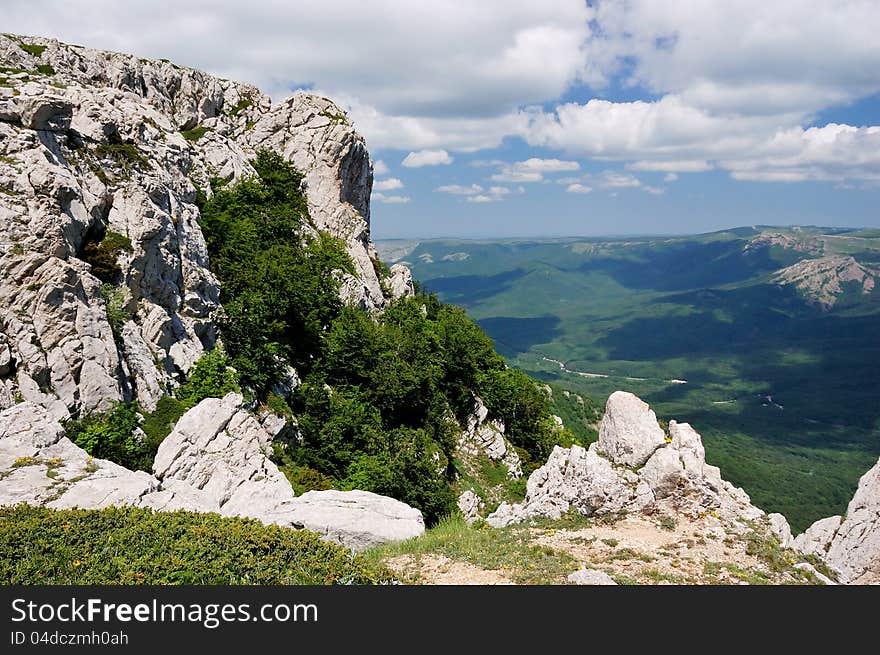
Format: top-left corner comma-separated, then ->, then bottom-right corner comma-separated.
372,192 -> 410,204
373,177 -> 404,191
435,184 -> 484,195
401,149 -> 454,168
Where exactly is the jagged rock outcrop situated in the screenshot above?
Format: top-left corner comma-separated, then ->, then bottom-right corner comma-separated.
456,396 -> 522,478
0,394 -> 425,551
768,512 -> 795,549
793,515 -> 842,559
457,489 -> 484,524
791,456 -> 880,584
488,392 -> 763,529
0,33 -> 411,420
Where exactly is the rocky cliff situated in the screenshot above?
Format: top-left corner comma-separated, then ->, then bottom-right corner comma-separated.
0,33 -> 411,421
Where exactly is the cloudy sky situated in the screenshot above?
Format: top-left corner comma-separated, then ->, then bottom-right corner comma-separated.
5,1 -> 880,237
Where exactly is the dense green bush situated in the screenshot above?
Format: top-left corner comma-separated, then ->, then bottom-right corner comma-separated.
81,230 -> 133,283
64,402 -> 150,471
198,149 -> 353,393
175,348 -> 240,406
0,505 -> 392,584
281,292 -> 560,524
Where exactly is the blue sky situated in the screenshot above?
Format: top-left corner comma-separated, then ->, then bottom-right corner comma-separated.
6,1 -> 880,238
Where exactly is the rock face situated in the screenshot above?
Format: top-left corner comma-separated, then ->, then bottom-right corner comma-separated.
773,255 -> 877,309
488,393 -> 763,529
792,456 -> 880,584
456,397 -> 522,479
0,33 -> 411,420
0,394 -> 425,551
596,391 -> 666,467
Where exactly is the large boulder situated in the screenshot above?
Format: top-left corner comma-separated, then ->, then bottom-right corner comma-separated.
152,393 -> 299,524
285,490 -> 425,552
596,391 -> 666,467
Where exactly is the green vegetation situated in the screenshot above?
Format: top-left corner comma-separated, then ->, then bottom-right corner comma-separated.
365,513 -> 579,584
62,349 -> 241,471
225,98 -> 253,117
100,283 -> 130,339
181,125 -> 210,142
199,149 -> 352,393
0,505 -> 392,584
174,348 -> 240,407
387,228 -> 880,532
81,230 -> 133,283
196,151 -> 564,524
35,63 -> 54,76
18,42 -> 47,57
319,109 -> 347,123
95,135 -> 150,175
63,402 -> 149,471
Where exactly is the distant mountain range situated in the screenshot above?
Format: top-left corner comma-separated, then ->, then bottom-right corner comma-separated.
378,226 -> 880,531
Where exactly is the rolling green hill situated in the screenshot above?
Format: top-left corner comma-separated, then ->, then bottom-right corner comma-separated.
378,226 -> 880,532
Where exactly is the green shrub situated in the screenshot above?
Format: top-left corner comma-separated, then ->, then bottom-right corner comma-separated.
18,42 -> 47,57
198,149 -> 353,393
479,368 -> 558,463
100,283 -> 129,339
82,230 -> 133,283
181,126 -> 210,142
63,403 -> 150,472
140,396 -> 187,452
95,138 -> 149,173
175,348 -> 240,407
35,63 -> 55,75
286,466 -> 335,495
0,505 -> 392,584
225,98 -> 253,117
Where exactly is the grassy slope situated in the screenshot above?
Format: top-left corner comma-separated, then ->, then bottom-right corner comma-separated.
382,227 -> 880,532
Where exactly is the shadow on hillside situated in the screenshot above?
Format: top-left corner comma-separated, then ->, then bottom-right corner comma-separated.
576,239 -> 782,292
477,315 -> 561,358
421,268 -> 528,306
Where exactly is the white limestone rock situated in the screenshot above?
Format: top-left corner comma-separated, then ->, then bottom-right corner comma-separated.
487,443 -> 634,528
458,489 -> 484,524
597,391 -> 666,467
793,562 -> 837,586
823,456 -> 880,584
456,396 -> 522,478
387,263 -> 415,299
285,489 -> 425,552
768,513 -> 795,549
0,33 -> 392,421
567,568 -> 618,585
793,515 -> 842,559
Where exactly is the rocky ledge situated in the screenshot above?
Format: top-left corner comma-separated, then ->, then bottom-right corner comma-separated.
486,391 -> 880,584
